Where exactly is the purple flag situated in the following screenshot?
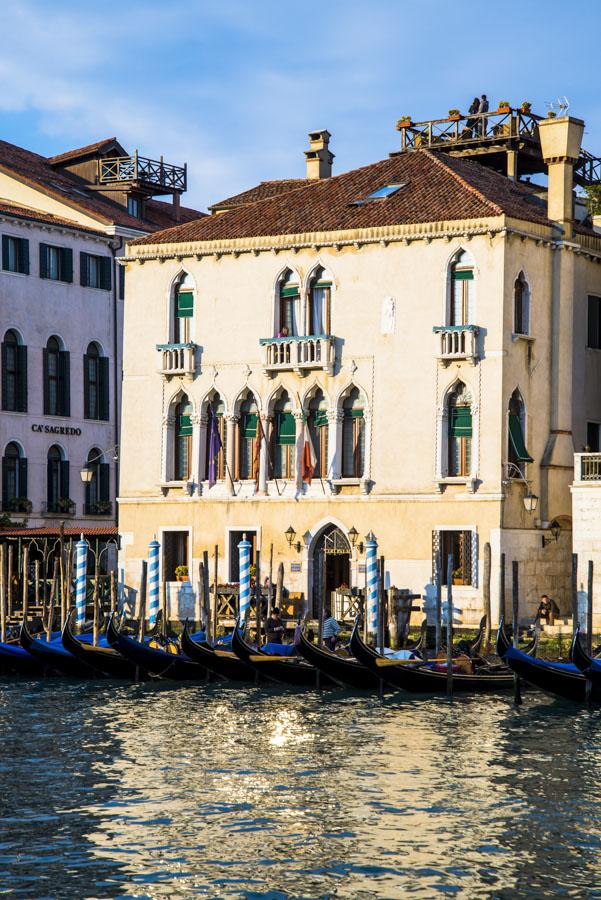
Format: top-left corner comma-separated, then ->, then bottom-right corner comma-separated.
208,407 -> 223,487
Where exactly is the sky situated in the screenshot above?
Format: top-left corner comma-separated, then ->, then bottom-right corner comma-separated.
0,0 -> 600,212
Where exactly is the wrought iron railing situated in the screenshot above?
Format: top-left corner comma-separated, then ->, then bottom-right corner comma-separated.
42,500 -> 76,516
579,453 -> 601,482
84,501 -> 113,516
99,152 -> 187,191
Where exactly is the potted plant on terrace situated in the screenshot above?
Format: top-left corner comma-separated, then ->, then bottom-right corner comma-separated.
452,567 -> 467,586
175,565 -> 189,582
8,497 -> 32,514
520,101 -> 532,114
547,110 -> 557,118
448,108 -> 461,121
57,497 -> 75,514
396,115 -> 413,129
92,500 -> 112,515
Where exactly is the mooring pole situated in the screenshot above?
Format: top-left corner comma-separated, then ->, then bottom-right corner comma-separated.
483,542 -> 491,655
110,569 -> 117,614
213,545 -> 219,635
92,554 -> 100,647
7,545 -> 13,619
446,554 -> 453,698
161,579 -> 168,639
512,560 -> 522,705
254,549 -> 262,646
571,553 -> 579,639
21,545 -> 29,623
0,544 -> 6,643
267,543 -> 274,621
138,560 -> 147,642
587,560 -> 594,657
499,552 -> 506,625
435,555 -> 442,658
47,559 -> 59,642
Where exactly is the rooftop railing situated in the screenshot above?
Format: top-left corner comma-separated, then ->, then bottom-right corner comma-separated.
99,152 -> 187,192
397,108 -> 542,153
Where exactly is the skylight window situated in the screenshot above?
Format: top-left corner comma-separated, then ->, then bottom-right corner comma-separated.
350,183 -> 407,206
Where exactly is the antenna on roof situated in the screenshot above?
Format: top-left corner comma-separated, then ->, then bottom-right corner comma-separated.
545,97 -> 570,115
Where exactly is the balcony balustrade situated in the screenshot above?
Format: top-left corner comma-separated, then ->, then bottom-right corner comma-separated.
98,152 -> 187,192
156,343 -> 197,378
42,500 -> 76,517
260,335 -> 336,376
576,453 -> 601,483
433,325 -> 479,365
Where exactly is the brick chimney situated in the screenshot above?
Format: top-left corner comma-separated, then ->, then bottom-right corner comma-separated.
538,116 -> 585,239
305,130 -> 334,180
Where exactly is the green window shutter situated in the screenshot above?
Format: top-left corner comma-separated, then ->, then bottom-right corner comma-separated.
19,457 -> 28,499
99,257 -> 112,291
178,414 -> 193,437
39,243 -> 49,279
280,286 -> 300,298
98,356 -> 109,420
2,458 -> 9,507
243,413 -> 258,439
453,269 -> 473,281
277,411 -> 296,445
313,281 -> 332,289
1,236 -> 8,270
16,345 -> 27,412
118,265 -> 125,300
313,410 -> 328,428
61,248 -> 73,283
99,463 -> 110,502
83,353 -> 91,419
508,414 -> 533,462
0,342 -> 7,410
59,350 -> 70,416
18,238 -> 29,274
449,406 -> 472,437
42,348 -> 50,414
80,252 -> 88,286
60,460 -> 70,500
344,408 -> 364,419
177,290 -> 194,318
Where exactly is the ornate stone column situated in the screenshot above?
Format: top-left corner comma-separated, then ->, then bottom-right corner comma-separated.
258,414 -> 271,495
327,409 -> 343,481
225,414 -> 238,496
190,413 -> 202,494
161,411 -> 175,486
198,412 -> 208,493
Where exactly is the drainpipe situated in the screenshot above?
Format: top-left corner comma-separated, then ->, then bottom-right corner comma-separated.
109,237 -> 123,525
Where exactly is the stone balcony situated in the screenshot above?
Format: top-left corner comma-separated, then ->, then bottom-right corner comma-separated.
260,335 -> 336,376
433,325 -> 479,365
156,342 -> 197,379
574,452 -> 601,483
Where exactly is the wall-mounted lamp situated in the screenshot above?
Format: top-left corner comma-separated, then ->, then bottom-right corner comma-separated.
348,526 -> 364,554
505,463 -> 538,514
285,525 -> 302,553
541,519 -> 561,548
80,466 -> 94,484
523,492 -> 539,513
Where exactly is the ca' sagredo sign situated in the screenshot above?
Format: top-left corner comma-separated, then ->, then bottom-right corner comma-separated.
31,424 -> 82,436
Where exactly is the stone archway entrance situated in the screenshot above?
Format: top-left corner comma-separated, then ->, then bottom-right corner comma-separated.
312,525 -> 351,616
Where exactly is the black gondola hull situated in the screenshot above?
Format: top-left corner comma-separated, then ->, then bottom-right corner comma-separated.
0,640 -> 47,677
231,623 -> 335,687
107,616 -> 208,680
181,625 -> 254,682
297,630 -> 379,689
20,620 -> 98,678
62,613 -> 140,680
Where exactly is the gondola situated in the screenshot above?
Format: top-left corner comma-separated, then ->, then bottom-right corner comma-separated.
231,619 -> 336,688
20,618 -> 99,678
496,620 -> 590,702
106,614 -> 209,681
351,620 -> 515,693
296,628 -> 380,690
0,636 -> 47,677
61,611 -> 140,680
181,623 -> 255,682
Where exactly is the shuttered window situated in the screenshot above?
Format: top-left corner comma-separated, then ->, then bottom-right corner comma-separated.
588,296 -> 601,349
2,235 -> 29,274
47,446 -> 69,511
40,244 -> 73,283
1,330 -> 27,412
174,399 -> 193,480
204,401 -> 226,481
174,287 -> 194,342
44,339 -> 70,416
80,252 -> 112,290
342,388 -> 365,478
83,344 -> 109,421
272,395 -> 296,479
238,396 -> 259,480
447,383 -> 472,477
508,414 -> 533,463
2,443 -> 27,511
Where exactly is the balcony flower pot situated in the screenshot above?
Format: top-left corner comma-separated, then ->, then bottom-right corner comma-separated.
57,499 -> 75,514
497,102 -> 511,113
175,566 -> 189,582
520,102 -> 532,114
448,109 -> 461,121
8,497 -> 32,514
396,117 -> 412,129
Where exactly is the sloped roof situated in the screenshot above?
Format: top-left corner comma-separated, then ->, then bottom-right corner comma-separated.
48,137 -> 127,165
0,139 -> 203,232
0,200 -> 106,236
132,150 -> 551,248
209,178 -> 310,212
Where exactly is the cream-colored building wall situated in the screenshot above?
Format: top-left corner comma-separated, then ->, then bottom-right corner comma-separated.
0,172 -> 109,232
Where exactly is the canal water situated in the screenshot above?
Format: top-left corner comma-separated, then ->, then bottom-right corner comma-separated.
1,681 -> 600,899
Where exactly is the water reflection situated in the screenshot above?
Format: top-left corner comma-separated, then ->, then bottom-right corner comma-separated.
1,680 -> 600,898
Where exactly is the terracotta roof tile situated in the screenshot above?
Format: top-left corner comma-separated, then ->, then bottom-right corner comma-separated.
48,137 -> 124,165
133,150 -> 550,247
0,200 -> 106,236
0,139 -> 203,233
209,178 -> 310,211
0,526 -> 118,537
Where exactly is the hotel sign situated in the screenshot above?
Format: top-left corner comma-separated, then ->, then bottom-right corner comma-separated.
31,424 -> 82,436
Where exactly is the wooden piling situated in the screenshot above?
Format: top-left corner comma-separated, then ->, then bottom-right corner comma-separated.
571,553 -> 579,638
7,545 -> 13,619
267,543 -> 274,620
435,556 -> 442,658
275,561 -> 284,611
587,560 -> 594,657
34,559 -> 40,609
198,561 -> 207,641
482,542 -> 491,654
499,552 -> 506,624
92,554 -> 100,646
0,544 -> 6,643
46,559 -> 58,642
110,570 -> 117,613
213,545 -> 219,631
254,549 -> 262,645
446,554 -> 453,697
318,551 -> 325,647
62,543 -> 72,628
388,588 -> 400,649
512,560 -> 522,705
21,545 -> 29,622
377,556 -> 385,652
161,579 -> 167,639
138,560 -> 147,641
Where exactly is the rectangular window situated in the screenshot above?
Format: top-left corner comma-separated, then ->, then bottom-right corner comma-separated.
229,530 -> 257,582
273,411 -> 296,478
118,265 -> 125,300
433,530 -> 474,586
40,244 -> 73,283
127,196 -> 140,218
588,296 -> 601,349
163,531 -> 189,582
205,414 -> 226,480
587,422 -> 601,453
451,270 -> 474,325
238,414 -> 258,480
448,406 -> 472,476
342,415 -> 364,478
80,252 -> 112,290
2,235 -> 29,274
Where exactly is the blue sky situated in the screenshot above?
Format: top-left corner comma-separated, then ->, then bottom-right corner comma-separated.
1,0 -> 599,211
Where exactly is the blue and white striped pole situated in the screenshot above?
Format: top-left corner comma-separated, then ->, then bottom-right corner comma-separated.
365,532 -> 379,642
148,539 -> 160,628
238,536 -> 252,621
75,535 -> 88,626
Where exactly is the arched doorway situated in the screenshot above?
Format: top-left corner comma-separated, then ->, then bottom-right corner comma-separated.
312,525 -> 351,616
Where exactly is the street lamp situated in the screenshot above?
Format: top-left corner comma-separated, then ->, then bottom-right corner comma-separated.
80,444 -> 119,484
505,463 -> 538,513
284,525 -> 301,553
348,525 -> 364,554
542,520 -> 561,548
